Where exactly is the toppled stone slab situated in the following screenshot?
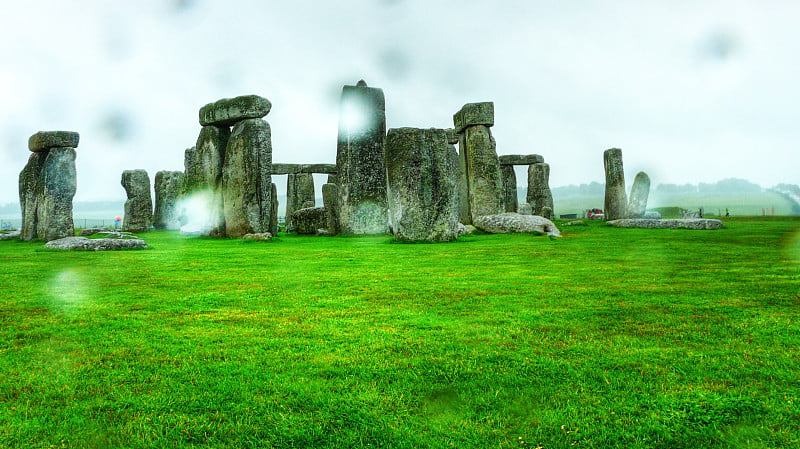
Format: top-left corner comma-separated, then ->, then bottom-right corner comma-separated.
45,236 -> 148,250
606,219 -> 724,230
474,213 -> 561,237
453,102 -> 494,134
456,223 -> 476,236
28,131 -> 79,152
242,232 -> 273,241
0,230 -> 21,240
80,227 -> 112,236
561,220 -> 587,227
499,154 -> 544,166
199,95 -> 271,127
291,207 -> 328,234
644,211 -> 662,219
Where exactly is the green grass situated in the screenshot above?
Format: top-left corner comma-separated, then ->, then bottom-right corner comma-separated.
1,218 -> 799,448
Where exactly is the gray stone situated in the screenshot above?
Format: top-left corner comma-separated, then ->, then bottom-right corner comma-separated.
460,124 -> 503,222
270,163 -> 336,175
498,154 -> 544,166
222,118 -> 273,238
603,148 -> 627,220
445,128 -> 459,145
291,207 -> 328,234
44,236 -> 148,251
454,141 -> 470,224
184,126 -> 230,235
518,203 -> 533,215
501,165 -> 518,213
336,80 -> 389,234
322,183 -> 340,236
153,171 -> 184,230
453,102 -> 494,134
285,173 -> 315,230
36,147 -> 77,241
626,171 -> 651,218
121,169 -> 152,233
199,95 -> 271,127
242,232 -> 273,241
561,220 -> 587,227
269,182 -> 279,236
19,152 -> 46,241
473,213 -> 561,237
385,128 -> 459,242
327,174 -> 338,185
270,163 -> 301,175
445,142 -> 466,224
526,163 -> 554,219
455,223 -> 476,236
644,211 -> 662,219
0,230 -> 21,240
28,131 -> 79,152
79,227 -> 111,236
607,219 -> 724,230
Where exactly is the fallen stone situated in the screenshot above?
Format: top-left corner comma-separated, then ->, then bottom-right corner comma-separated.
121,169 -> 152,233
644,211 -> 662,219
606,219 -> 724,230
199,95 -> 271,126
28,131 -> 79,152
456,223 -> 476,236
453,102 -> 494,134
291,207 -> 328,234
242,232 -> 273,241
79,227 -> 112,236
45,236 -> 148,250
0,230 -> 21,240
589,213 -> 605,220
603,148 -> 627,220
474,213 -> 561,237
499,154 -> 544,166
561,220 -> 587,227
518,203 -> 533,215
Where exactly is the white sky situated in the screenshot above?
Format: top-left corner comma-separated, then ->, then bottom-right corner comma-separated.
1,0 -> 798,205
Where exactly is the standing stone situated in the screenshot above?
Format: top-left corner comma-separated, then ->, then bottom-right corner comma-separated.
121,170 -> 153,233
454,103 -> 503,223
285,173 -> 315,230
335,80 -> 389,234
269,182 -> 279,236
385,128 -> 459,242
153,171 -> 185,230
184,126 -> 229,234
19,152 -> 46,241
501,165 -> 518,213
526,163 -> 554,219
322,183 -> 340,236
37,148 -> 77,241
627,172 -> 651,218
604,148 -> 627,220
222,118 -> 273,238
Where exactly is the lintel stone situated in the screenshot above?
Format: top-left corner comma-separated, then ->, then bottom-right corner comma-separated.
499,154 -> 544,166
453,102 -> 494,134
29,131 -> 79,152
199,95 -> 271,126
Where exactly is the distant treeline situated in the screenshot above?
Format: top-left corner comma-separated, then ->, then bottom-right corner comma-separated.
551,178 -> 764,198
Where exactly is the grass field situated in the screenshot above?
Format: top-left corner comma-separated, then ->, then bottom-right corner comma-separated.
1,218 -> 799,448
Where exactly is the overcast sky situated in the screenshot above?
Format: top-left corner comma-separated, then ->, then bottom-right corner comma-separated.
1,0 -> 798,206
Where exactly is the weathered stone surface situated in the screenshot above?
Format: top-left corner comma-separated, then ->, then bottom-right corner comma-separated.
474,213 -> 561,237
271,163 -> 336,175
518,203 -> 533,215
501,165 -> 518,213
19,152 -> 46,241
45,236 -> 148,250
607,219 -> 724,230
199,95 -> 271,126
28,131 -> 79,152
291,207 -> 328,234
79,227 -> 112,236
445,128 -> 459,145
0,230 -> 21,240
445,142 -> 466,224
242,232 -> 273,241
269,182 -> 279,236
183,126 -> 230,235
603,148 -> 627,220
222,118 -> 273,238
456,223 -> 476,236
385,128 -> 459,242
561,220 -> 587,227
626,171 -> 651,218
322,183 -> 340,236
36,147 -> 77,241
285,173 -> 315,230
498,154 -> 544,166
121,169 -> 153,233
461,124 -> 503,222
526,163 -> 554,219
153,171 -> 184,230
453,102 -> 494,134
644,211 -> 662,219
336,80 -> 389,234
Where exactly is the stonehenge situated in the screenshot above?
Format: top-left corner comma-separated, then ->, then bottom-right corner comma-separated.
497,154 -> 552,219
121,169 -> 153,232
19,131 -> 78,241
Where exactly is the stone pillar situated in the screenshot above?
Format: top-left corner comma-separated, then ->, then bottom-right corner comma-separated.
603,148 -> 627,220
500,165 -> 518,213
627,171 -> 651,218
153,171 -> 184,230
526,162 -> 554,219
121,169 -> 153,232
19,131 -> 78,241
385,127 -> 459,242
322,183 -> 340,236
335,80 -> 388,234
453,102 -> 503,224
285,172 -> 315,230
269,182 -> 279,236
186,125 -> 229,235
445,129 -> 467,224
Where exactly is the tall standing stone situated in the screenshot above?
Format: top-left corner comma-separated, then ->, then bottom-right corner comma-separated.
604,148 -> 627,220
19,152 -> 46,241
222,118 -> 273,238
285,172 -> 315,230
335,80 -> 388,234
121,170 -> 153,232
184,126 -> 229,234
385,128 -> 459,242
269,182 -> 279,236
453,102 -> 503,224
322,183 -> 340,236
501,165 -> 518,213
627,171 -> 651,218
153,171 -> 185,230
526,162 -> 554,219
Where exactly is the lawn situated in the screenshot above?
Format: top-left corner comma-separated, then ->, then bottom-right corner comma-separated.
1,217 -> 798,448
